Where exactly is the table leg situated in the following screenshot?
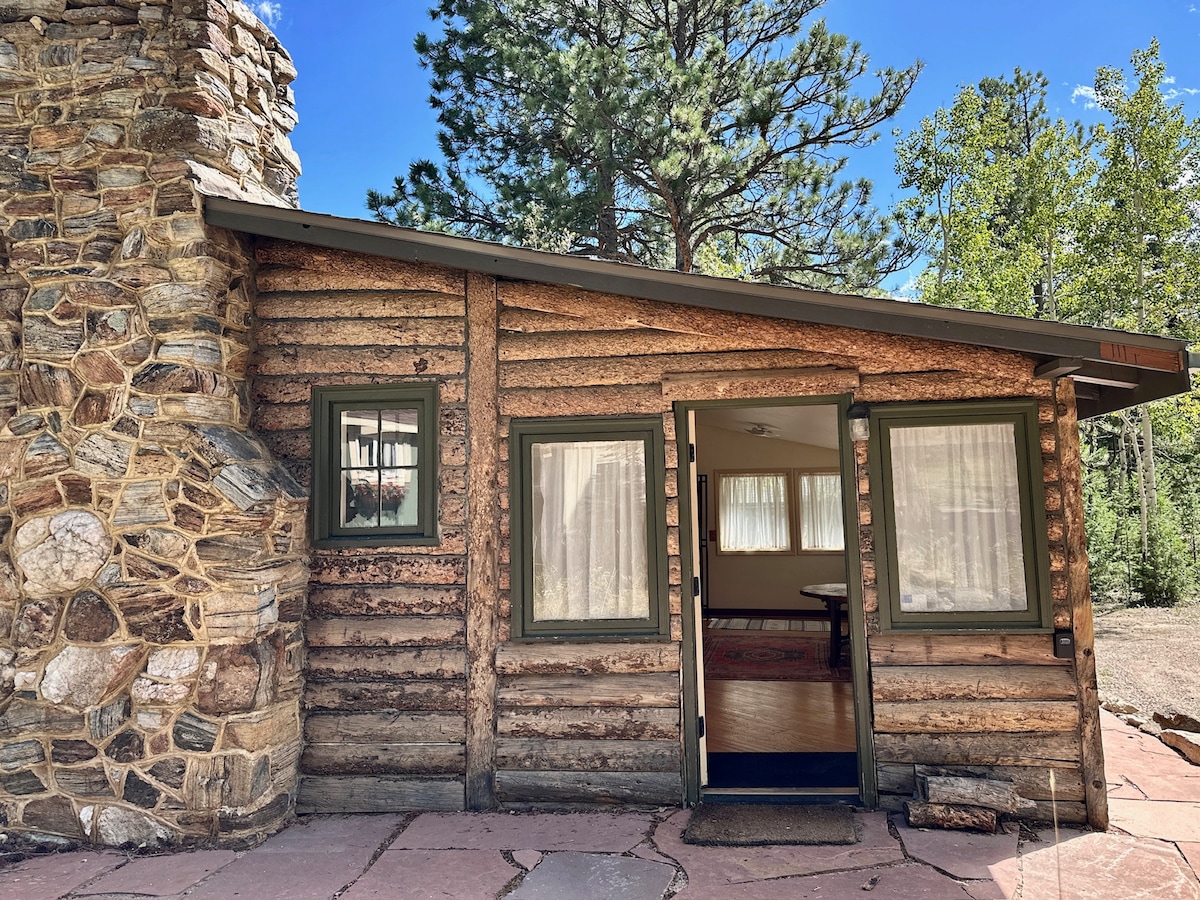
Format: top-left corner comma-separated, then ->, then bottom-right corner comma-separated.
827,598 -> 841,668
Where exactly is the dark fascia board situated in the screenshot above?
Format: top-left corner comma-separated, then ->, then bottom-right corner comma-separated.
203,197 -> 1194,411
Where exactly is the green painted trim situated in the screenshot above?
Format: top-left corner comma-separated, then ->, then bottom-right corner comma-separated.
869,400 -> 1053,632
310,383 -> 439,548
508,416 -> 671,640
675,394 -> 875,809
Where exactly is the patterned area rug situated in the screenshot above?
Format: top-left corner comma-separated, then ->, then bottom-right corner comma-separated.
703,630 -> 851,682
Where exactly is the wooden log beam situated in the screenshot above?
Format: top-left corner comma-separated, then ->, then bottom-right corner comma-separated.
494,738 -> 681,773
307,585 -> 466,617
868,633 -> 1065,667
305,647 -> 467,680
918,775 -> 1037,813
305,711 -> 466,743
494,642 -> 680,676
871,665 -> 1077,702
878,763 -> 1085,802
257,290 -> 465,320
465,272 -> 501,811
306,616 -> 465,648
497,674 -> 680,708
304,679 -> 465,712
874,731 -> 1081,767
874,701 -> 1079,734
500,384 -> 668,417
496,707 -> 679,741
296,775 -> 465,813
301,742 -> 466,776
904,801 -> 997,833
255,239 -> 465,295
1056,378 -> 1108,831
494,770 -> 681,805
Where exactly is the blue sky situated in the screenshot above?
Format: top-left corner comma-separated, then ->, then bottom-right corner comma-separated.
252,0 -> 1200,284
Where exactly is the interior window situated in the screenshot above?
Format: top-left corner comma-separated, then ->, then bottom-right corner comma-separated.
799,472 -> 845,551
717,472 -> 791,553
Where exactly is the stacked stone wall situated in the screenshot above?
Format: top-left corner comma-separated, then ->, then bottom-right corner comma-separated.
0,0 -> 308,847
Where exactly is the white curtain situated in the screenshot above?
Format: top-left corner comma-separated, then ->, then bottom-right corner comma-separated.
718,473 -> 791,552
890,423 -> 1028,613
800,473 -> 844,551
530,439 -> 649,621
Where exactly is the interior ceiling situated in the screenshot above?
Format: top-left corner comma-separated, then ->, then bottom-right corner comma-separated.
698,405 -> 841,449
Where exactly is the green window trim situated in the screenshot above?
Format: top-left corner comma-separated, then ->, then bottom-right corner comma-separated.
311,383 -> 439,548
869,400 -> 1053,631
509,415 -> 670,640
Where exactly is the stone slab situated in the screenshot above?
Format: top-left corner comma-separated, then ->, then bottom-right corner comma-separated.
506,851 -> 675,900
0,851 -> 125,900
653,808 -> 903,887
672,861 -> 973,899
895,821 -> 1019,880
77,849 -> 238,896
1109,798 -> 1200,842
1124,772 -> 1200,802
511,849 -> 543,870
185,815 -> 404,900
339,850 -> 518,900
1180,842 -> 1200,882
1016,829 -> 1200,899
392,812 -> 653,852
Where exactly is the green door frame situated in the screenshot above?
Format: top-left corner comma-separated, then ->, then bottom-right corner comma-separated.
674,394 -> 877,807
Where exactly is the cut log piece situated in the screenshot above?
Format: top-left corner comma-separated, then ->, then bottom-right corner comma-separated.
917,774 -> 1036,813
904,800 -> 998,833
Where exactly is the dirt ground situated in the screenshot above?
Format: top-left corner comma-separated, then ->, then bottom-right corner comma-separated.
1092,601 -> 1200,726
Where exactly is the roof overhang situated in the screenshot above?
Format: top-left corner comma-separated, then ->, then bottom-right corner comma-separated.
203,196 -> 1194,418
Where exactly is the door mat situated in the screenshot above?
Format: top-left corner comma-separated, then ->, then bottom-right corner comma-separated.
682,803 -> 859,846
703,631 -> 850,682
706,752 -> 858,789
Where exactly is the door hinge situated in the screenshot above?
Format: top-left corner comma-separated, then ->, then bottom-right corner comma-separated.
693,576 -> 701,597
688,443 -> 696,462
697,715 -> 705,739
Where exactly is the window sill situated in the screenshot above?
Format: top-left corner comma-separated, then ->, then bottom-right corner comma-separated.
312,534 -> 442,550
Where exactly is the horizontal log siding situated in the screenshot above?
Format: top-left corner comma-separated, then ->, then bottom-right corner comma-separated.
251,240 -> 470,813
863,394 -> 1088,823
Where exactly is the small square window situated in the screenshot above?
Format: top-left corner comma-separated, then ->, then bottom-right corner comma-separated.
510,417 -> 669,639
311,384 -> 438,546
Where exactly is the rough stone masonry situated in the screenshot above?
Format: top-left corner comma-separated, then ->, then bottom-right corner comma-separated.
0,0 -> 310,846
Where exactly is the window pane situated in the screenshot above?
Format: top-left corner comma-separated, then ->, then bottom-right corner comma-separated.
341,409 -> 378,467
381,408 -> 419,466
719,473 -> 791,552
530,439 -> 649,622
381,468 -> 417,527
800,473 -> 844,551
342,472 -> 380,529
890,423 -> 1028,613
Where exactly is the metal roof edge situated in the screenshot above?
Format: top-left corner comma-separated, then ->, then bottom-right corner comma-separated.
203,196 -> 1191,376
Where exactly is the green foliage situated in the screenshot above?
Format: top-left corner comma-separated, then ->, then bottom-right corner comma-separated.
898,45 -> 1200,606
370,0 -> 923,289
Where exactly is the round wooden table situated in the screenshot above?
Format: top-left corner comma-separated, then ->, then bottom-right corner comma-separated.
799,582 -> 849,668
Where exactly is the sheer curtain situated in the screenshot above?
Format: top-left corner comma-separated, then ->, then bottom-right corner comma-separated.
889,423 -> 1027,612
718,473 -> 791,552
800,473 -> 844,551
530,439 -> 649,621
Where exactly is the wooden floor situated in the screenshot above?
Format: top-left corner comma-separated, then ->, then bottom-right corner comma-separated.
704,679 -> 856,753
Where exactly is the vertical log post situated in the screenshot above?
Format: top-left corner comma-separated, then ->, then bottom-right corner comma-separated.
1056,378 -> 1108,830
465,273 -> 501,808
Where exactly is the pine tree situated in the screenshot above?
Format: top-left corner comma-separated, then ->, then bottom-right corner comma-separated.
368,0 -> 922,289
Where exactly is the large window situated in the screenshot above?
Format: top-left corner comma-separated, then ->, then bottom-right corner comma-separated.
311,384 -> 438,546
715,469 -> 844,555
872,402 -> 1051,629
510,417 -> 669,638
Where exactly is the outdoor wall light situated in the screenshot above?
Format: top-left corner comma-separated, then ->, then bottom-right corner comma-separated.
847,402 -> 870,442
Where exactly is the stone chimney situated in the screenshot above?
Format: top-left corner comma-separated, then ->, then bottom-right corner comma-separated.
0,0 -> 309,847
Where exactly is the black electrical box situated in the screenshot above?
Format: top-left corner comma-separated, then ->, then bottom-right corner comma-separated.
1053,630 -> 1075,659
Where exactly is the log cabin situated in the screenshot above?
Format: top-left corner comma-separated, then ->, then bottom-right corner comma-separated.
0,0 -> 1194,846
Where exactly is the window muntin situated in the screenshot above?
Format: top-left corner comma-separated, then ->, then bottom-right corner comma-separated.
511,417 -> 668,638
312,384 -> 437,546
874,403 -> 1049,629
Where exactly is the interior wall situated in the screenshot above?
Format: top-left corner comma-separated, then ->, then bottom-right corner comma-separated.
695,420 -> 846,612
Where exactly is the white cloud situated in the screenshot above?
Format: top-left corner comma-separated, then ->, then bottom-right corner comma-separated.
252,1 -> 282,27
1071,84 -> 1098,109
1164,75 -> 1178,84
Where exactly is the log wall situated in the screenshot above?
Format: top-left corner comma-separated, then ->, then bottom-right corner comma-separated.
249,238 -> 1099,821
251,241 -> 470,813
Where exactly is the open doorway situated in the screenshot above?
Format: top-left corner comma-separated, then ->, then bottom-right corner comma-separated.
689,401 -> 859,798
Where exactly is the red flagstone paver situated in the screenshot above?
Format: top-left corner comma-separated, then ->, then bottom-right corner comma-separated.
505,851 -> 676,900
1109,798 -> 1200,843
392,812 -> 653,853
1016,829 -> 1200,900
76,849 -> 237,896
510,849 -> 543,870
183,814 -> 404,900
652,808 -> 904,887
339,850 -> 519,900
673,861 -> 974,899
1180,843 -> 1200,881
1124,772 -> 1200,802
894,821 -> 1020,881
0,852 -> 125,900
